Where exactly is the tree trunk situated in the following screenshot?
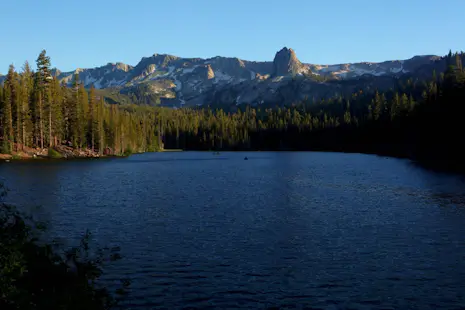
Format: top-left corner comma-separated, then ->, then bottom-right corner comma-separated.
22,96 -> 26,151
16,102 -> 21,152
49,102 -> 52,147
22,121 -> 26,151
39,93 -> 44,149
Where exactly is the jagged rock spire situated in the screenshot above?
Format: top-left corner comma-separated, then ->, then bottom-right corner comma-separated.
272,47 -> 303,77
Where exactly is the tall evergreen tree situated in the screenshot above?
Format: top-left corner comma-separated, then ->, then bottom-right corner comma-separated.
2,65 -> 16,153
20,62 -> 33,149
35,50 -> 52,149
88,85 -> 97,150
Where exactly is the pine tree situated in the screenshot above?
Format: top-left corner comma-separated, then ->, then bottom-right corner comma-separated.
343,110 -> 351,125
70,74 -> 80,148
0,84 -> 3,141
401,93 -> 409,114
456,53 -> 463,72
367,105 -> 373,121
2,65 -> 15,153
77,83 -> 88,148
97,96 -> 105,155
35,50 -> 52,149
88,85 -> 97,151
373,91 -> 382,121
20,62 -> 33,149
50,76 -> 64,146
409,94 -> 416,112
390,93 -> 400,120
38,91 -> 44,149
8,66 -> 21,151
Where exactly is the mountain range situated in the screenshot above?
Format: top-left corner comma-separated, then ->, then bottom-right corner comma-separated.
1,48 -> 445,107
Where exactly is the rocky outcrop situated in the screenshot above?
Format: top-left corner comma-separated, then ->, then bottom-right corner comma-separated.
255,73 -> 270,81
54,145 -> 101,158
0,143 -> 106,161
191,64 -> 215,80
206,57 -> 253,80
207,64 -> 215,79
272,47 -> 306,77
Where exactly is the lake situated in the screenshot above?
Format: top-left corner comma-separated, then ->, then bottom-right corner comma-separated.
1,151 -> 465,309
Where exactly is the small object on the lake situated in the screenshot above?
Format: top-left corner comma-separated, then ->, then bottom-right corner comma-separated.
5,160 -> 10,163
244,157 -> 248,160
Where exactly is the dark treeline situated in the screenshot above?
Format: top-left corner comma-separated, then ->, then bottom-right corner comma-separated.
0,50 -> 160,156
0,183 -> 130,309
158,51 -> 465,169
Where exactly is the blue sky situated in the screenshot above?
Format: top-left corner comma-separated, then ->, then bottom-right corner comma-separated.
1,0 -> 464,73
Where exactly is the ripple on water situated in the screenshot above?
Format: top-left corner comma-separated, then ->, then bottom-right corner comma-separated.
2,152 -> 465,309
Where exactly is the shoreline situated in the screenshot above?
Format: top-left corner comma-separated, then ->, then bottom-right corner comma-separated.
0,153 -> 128,162
3,147 -> 462,175
0,144 -> 130,162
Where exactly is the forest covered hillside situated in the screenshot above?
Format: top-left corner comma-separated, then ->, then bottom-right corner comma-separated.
1,49 -> 465,172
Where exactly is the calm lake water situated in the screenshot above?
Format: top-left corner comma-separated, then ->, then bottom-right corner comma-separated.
1,152 -> 465,309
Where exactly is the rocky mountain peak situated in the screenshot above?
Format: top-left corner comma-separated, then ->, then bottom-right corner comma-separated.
17,48 -> 443,108
103,62 -> 132,72
151,53 -> 180,67
114,62 -> 131,72
272,47 -> 304,77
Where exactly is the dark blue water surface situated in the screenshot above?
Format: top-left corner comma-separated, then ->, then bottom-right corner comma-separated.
1,152 -> 465,309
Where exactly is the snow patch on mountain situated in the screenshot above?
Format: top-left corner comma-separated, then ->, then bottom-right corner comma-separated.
151,66 -> 175,80
389,63 -> 407,74
94,77 -> 104,89
84,75 -> 97,87
236,95 -> 241,105
174,78 -> 182,91
352,67 -> 384,76
182,67 -> 197,74
107,78 -> 126,87
214,70 -> 233,83
250,71 -> 256,80
272,76 -> 285,82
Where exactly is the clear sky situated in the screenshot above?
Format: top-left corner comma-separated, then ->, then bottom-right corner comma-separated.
1,0 -> 464,73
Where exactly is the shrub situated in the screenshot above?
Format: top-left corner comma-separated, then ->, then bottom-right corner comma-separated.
0,183 -> 129,309
123,147 -> 133,156
47,148 -> 63,159
0,141 -> 11,154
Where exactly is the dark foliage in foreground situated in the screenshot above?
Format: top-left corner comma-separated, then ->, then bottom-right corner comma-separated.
0,183 -> 129,309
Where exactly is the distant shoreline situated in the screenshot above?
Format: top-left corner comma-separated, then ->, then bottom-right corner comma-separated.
3,148 -> 462,175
